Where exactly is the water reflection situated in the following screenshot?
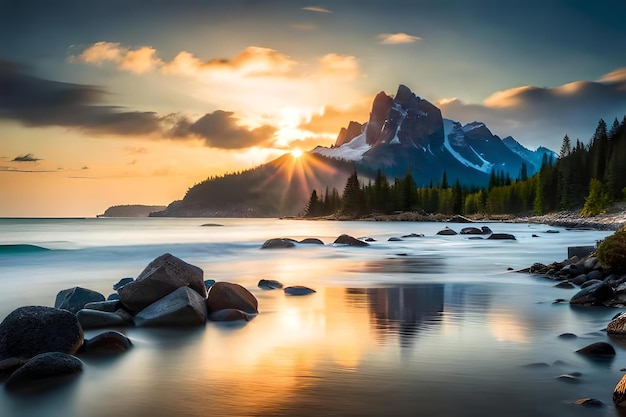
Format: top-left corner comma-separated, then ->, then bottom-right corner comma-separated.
358,255 -> 446,274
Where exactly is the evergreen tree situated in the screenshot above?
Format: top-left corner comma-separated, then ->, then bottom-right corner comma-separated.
559,134 -> 571,158
519,162 -> 528,181
304,190 -> 320,217
341,171 -> 364,215
441,171 -> 449,189
452,179 -> 463,214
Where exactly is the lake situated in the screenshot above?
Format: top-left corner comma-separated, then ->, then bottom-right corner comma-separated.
0,218 -> 621,416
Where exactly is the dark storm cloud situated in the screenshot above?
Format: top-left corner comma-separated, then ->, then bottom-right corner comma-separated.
0,60 -> 275,149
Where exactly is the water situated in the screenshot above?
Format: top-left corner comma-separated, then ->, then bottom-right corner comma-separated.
0,218 -> 621,416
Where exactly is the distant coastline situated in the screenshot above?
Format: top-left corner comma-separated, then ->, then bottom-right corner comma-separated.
97,205 -> 167,218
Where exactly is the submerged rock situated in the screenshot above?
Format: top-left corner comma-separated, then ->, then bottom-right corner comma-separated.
436,227 -> 457,236
570,282 -> 614,306
261,238 -> 297,249
0,306 -> 83,360
333,234 -> 369,247
208,309 -> 254,322
207,282 -> 258,314
284,286 -> 316,296
576,342 -> 615,358
460,227 -> 482,235
55,287 -> 105,314
76,309 -> 126,329
258,279 -> 283,290
82,331 -> 133,356
118,253 -> 206,313
4,352 -> 83,392
487,233 -> 516,240
573,398 -> 603,407
299,238 -> 324,245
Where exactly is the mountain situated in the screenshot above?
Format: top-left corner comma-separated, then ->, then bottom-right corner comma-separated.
153,84 -> 557,217
313,84 -> 556,186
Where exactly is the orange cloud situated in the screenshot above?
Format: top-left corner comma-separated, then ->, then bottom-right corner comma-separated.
319,53 -> 361,80
483,86 -> 539,108
599,67 -> 626,83
302,6 -> 332,13
71,41 -> 162,74
300,100 -> 370,134
378,33 -> 421,44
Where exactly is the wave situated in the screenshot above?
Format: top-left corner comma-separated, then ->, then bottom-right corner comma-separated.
0,244 -> 51,254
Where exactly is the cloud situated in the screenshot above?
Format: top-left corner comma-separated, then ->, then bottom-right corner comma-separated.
319,54 -> 361,80
438,67 -> 626,149
378,33 -> 421,44
171,110 -> 276,149
302,6 -> 332,13
161,46 -> 296,78
0,60 -> 276,149
70,41 -> 162,74
300,100 -> 371,134
12,153 -> 41,162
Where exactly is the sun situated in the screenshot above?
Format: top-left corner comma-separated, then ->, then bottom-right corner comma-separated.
291,149 -> 303,158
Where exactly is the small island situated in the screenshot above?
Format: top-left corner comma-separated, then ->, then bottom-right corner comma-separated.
97,205 -> 167,218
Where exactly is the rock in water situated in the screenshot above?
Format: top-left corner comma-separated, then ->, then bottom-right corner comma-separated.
0,306 -> 83,360
299,238 -> 324,245
4,352 -> 83,392
118,253 -> 206,313
607,313 -> 626,335
258,279 -> 283,290
436,227 -> 457,236
333,234 -> 369,247
76,309 -> 126,329
284,286 -> 316,296
487,233 -> 516,240
134,286 -> 208,327
261,238 -> 297,249
576,342 -> 616,358
55,287 -> 105,314
614,374 -> 626,405
207,282 -> 258,314
82,331 -> 133,355
460,227 -> 482,235
208,309 -> 253,322
112,277 -> 134,291
570,282 -> 614,306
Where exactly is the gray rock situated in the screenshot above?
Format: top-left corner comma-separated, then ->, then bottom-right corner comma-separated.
436,227 -> 457,236
299,238 -> 324,245
401,233 -> 424,238
4,352 -> 83,392
261,238 -> 297,249
207,282 -> 258,314
576,341 -> 615,358
208,309 -> 254,322
114,309 -> 134,326
333,234 -> 369,247
118,253 -> 206,313
570,282 -> 614,305
581,279 -> 602,288
586,269 -> 604,281
554,281 -> 574,289
135,286 -> 208,327
481,226 -> 493,234
76,309 -> 126,329
107,293 -> 120,301
84,300 -> 120,313
487,233 -> 516,240
284,286 -> 316,296
571,274 -> 589,285
388,237 -> 403,241
0,306 -> 83,360
583,257 -> 598,271
258,279 -> 283,290
55,287 -> 105,314
460,227 -> 482,235
112,277 -> 134,291
82,331 -> 132,355
573,398 -> 603,407
558,333 -> 577,339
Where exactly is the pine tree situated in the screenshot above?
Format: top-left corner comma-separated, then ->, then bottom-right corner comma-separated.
341,171 -> 364,215
519,162 -> 528,181
441,171 -> 449,189
452,179 -> 463,214
559,134 -> 571,158
304,190 -> 320,217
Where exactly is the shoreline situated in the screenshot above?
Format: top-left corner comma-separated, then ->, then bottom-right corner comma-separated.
301,210 -> 626,231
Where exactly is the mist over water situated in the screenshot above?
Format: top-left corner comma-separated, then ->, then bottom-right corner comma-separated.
0,218 -> 621,417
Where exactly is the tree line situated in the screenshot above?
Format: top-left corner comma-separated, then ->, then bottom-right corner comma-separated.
303,116 -> 626,218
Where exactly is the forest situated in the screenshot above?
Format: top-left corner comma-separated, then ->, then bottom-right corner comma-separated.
303,116 -> 626,218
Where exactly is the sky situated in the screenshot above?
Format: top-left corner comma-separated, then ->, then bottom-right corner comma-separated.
1,0 -> 626,217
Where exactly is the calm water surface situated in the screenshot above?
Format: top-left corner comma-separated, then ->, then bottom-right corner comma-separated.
0,218 -> 622,416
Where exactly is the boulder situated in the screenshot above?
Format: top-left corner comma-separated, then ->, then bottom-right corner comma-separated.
586,270 -> 604,281
364,237 -> 376,242
208,309 -> 254,322
135,286 -> 208,327
55,287 -> 105,314
570,282 -> 614,306
207,282 -> 258,314
607,313 -> 626,335
0,306 -> 83,360
82,331 -> 133,355
284,286 -> 316,296
4,352 -> 83,392
112,277 -> 134,291
460,227 -> 482,235
258,279 -> 283,290
118,253 -> 206,313
401,233 -> 424,238
571,274 -> 589,285
261,238 -> 297,249
107,293 -> 120,301
299,238 -> 324,245
83,300 -> 120,313
614,373 -> 626,405
573,398 -> 603,407
436,227 -> 457,236
487,233 -> 516,240
481,226 -> 493,234
554,282 -> 574,289
333,234 -> 369,247
114,309 -> 134,326
388,237 -> 403,242
576,342 -> 616,358
583,257 -> 598,271
581,279 -> 602,288
76,309 -> 126,329
0,357 -> 28,377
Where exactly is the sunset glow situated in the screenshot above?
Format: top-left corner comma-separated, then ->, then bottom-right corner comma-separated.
1,1 -> 625,216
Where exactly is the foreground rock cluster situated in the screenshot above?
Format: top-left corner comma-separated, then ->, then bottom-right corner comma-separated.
0,252 -> 315,394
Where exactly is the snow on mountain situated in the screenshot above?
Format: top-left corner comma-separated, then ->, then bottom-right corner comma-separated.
502,136 -> 557,171
312,131 -> 371,161
443,119 -> 493,174
461,121 -> 486,133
